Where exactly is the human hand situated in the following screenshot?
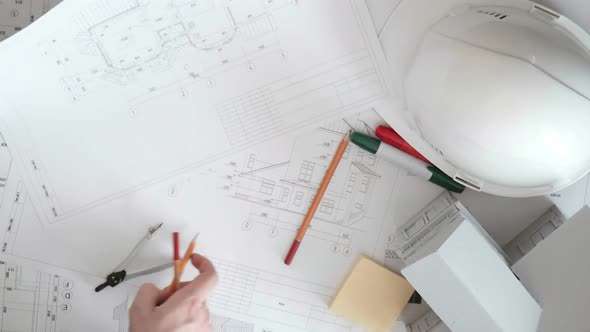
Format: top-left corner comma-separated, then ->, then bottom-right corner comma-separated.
129,253 -> 218,332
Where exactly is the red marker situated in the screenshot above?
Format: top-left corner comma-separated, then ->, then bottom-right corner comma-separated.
375,126 -> 431,164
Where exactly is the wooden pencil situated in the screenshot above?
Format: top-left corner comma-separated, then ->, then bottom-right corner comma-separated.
284,131 -> 351,265
170,233 -> 200,290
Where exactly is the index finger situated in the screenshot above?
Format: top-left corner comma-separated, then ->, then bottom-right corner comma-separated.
160,254 -> 218,310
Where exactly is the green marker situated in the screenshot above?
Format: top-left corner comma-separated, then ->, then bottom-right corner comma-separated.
351,132 -> 465,193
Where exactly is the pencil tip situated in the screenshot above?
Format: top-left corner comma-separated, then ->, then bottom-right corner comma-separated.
192,232 -> 200,242
345,130 -> 352,140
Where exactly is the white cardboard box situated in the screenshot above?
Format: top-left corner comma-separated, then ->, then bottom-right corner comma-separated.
399,194 -> 541,332
513,206 -> 590,331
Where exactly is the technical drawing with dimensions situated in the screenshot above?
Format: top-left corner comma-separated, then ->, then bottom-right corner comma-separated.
0,0 -> 391,226
0,257 -> 133,332
0,110 -> 405,331
0,0 -> 413,330
0,0 -> 62,41
216,111 -> 396,262
0,260 -> 69,332
0,111 -> 448,332
0,111 -> 402,281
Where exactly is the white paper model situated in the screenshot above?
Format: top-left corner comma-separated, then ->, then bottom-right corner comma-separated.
514,207 -> 590,331
397,192 -> 542,332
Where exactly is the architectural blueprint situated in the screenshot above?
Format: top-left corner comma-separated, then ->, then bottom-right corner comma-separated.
0,109 -> 420,331
0,0 -> 390,227
0,0 -> 61,41
0,255 -> 135,332
3,0 -> 587,331
213,111 -> 394,260
0,260 -> 70,331
0,110 -> 449,332
0,0 -> 421,330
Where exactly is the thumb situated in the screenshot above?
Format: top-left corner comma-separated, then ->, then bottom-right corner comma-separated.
131,283 -> 161,313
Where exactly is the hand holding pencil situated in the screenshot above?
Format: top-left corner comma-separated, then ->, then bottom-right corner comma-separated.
129,253 -> 218,332
170,232 -> 200,294
129,232 -> 216,331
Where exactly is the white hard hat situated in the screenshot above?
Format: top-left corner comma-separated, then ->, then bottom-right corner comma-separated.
379,0 -> 590,197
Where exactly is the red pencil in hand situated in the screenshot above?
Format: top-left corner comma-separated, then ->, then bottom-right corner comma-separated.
171,232 -> 180,292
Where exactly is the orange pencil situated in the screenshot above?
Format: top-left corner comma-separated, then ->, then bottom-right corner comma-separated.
284,131 -> 350,265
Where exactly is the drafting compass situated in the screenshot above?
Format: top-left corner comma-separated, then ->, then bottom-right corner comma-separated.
95,222 -> 173,292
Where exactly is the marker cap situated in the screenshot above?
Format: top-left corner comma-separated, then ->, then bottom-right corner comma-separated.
376,126 -> 430,164
350,132 -> 380,154
427,166 -> 465,193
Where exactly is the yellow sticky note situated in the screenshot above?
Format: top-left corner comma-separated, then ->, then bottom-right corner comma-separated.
330,256 -> 415,332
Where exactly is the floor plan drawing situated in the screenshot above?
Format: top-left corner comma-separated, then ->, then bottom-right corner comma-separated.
0,0 -> 391,225
0,0 -> 61,41
48,0 -> 296,104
